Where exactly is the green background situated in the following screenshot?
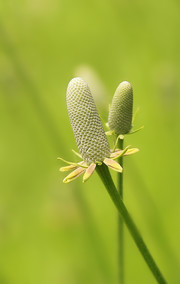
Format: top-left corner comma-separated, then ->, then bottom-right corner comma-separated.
0,0 -> 180,283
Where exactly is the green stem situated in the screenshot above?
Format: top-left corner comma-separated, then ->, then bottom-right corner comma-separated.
96,163 -> 167,284
117,138 -> 124,283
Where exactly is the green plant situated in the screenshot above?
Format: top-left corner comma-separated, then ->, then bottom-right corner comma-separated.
58,77 -> 167,284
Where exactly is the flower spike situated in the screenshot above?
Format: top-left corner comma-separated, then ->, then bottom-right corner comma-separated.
66,77 -> 110,165
58,77 -> 134,183
107,81 -> 143,140
108,81 -> 133,135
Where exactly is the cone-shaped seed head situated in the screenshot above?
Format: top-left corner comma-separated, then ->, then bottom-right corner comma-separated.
108,81 -> 133,135
66,77 -> 110,164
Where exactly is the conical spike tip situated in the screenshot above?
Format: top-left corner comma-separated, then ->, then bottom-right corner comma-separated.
108,81 -> 133,135
66,77 -> 110,165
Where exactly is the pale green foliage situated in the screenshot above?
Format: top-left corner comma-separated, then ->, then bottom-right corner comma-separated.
66,77 -> 110,164
108,81 -> 133,135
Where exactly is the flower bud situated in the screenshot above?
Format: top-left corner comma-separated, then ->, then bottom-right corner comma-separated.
66,77 -> 110,164
108,81 -> 133,135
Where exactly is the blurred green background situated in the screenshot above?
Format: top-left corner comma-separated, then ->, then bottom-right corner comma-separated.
0,0 -> 180,283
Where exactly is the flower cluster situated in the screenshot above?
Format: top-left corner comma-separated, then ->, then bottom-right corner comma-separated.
58,77 -> 139,183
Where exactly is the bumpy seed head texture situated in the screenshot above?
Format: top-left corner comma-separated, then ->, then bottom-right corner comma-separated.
66,77 -> 110,165
108,81 -> 133,135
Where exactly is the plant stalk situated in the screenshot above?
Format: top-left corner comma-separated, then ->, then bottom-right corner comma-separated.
117,138 -> 124,283
96,163 -> 167,284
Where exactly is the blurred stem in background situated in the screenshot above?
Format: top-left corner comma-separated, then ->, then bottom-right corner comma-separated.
128,159 -> 180,284
96,163 -> 167,284
0,22 -> 63,154
0,22 -> 112,282
117,137 -> 124,283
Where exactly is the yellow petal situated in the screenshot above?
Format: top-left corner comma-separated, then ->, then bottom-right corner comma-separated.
124,148 -> 139,156
63,167 -> 85,183
83,163 -> 96,183
60,164 -> 78,172
104,158 -> 123,173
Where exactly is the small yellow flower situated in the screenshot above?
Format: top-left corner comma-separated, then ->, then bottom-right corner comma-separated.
58,78 -> 138,183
